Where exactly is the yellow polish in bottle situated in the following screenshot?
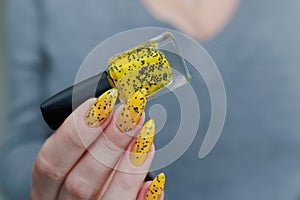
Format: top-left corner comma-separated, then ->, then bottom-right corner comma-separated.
130,119 -> 155,166
117,89 -> 147,132
85,88 -> 118,128
107,42 -> 173,101
145,173 -> 166,200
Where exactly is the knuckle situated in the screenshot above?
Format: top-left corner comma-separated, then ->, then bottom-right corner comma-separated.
34,153 -> 64,181
64,174 -> 95,200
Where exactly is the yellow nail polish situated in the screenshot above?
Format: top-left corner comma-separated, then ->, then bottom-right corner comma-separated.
107,42 -> 173,102
130,119 -> 155,166
117,89 -> 147,132
145,173 -> 166,200
85,88 -> 118,128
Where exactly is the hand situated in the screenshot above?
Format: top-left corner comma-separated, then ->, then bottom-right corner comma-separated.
31,89 -> 165,200
143,0 -> 239,40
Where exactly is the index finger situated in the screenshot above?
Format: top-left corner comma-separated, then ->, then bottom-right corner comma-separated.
31,89 -> 118,200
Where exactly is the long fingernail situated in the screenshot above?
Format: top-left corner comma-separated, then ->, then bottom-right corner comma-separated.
85,88 -> 118,128
117,89 -> 147,132
130,119 -> 155,166
145,173 -> 166,200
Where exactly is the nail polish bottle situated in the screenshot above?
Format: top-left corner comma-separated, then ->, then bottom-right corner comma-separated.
40,32 -> 191,130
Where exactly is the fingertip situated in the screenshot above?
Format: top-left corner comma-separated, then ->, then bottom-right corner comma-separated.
159,191 -> 165,200
55,98 -> 112,152
137,181 -> 165,200
108,104 -> 146,138
125,141 -> 155,171
137,181 -> 152,200
70,98 -> 112,133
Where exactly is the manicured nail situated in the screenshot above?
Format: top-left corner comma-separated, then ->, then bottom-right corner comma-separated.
117,89 -> 147,132
145,173 -> 165,200
85,88 -> 118,128
130,119 -> 155,166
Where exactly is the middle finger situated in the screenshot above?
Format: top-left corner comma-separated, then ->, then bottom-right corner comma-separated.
58,89 -> 147,200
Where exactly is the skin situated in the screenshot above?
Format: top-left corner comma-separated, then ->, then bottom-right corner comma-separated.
142,0 -> 240,40
31,1 -> 238,198
31,98 -> 158,200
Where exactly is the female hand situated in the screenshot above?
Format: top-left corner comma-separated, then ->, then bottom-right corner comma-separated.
31,88 -> 165,200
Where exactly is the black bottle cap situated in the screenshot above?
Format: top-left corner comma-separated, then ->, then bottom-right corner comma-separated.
40,72 -> 112,130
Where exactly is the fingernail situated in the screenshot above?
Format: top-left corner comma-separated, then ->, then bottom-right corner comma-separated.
85,88 -> 118,128
130,119 -> 155,166
145,173 -> 166,200
117,89 -> 147,132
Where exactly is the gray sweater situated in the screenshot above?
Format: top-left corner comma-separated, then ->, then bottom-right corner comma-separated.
1,0 -> 300,199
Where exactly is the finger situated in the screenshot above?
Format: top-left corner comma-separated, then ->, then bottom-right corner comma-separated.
31,89 -> 118,200
57,89 -> 147,200
137,173 -> 166,200
101,146 -> 155,200
101,120 -> 155,200
137,181 -> 165,200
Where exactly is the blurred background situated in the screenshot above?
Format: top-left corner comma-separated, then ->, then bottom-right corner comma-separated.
0,0 -> 300,200
0,0 -> 6,141
0,0 -> 5,199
